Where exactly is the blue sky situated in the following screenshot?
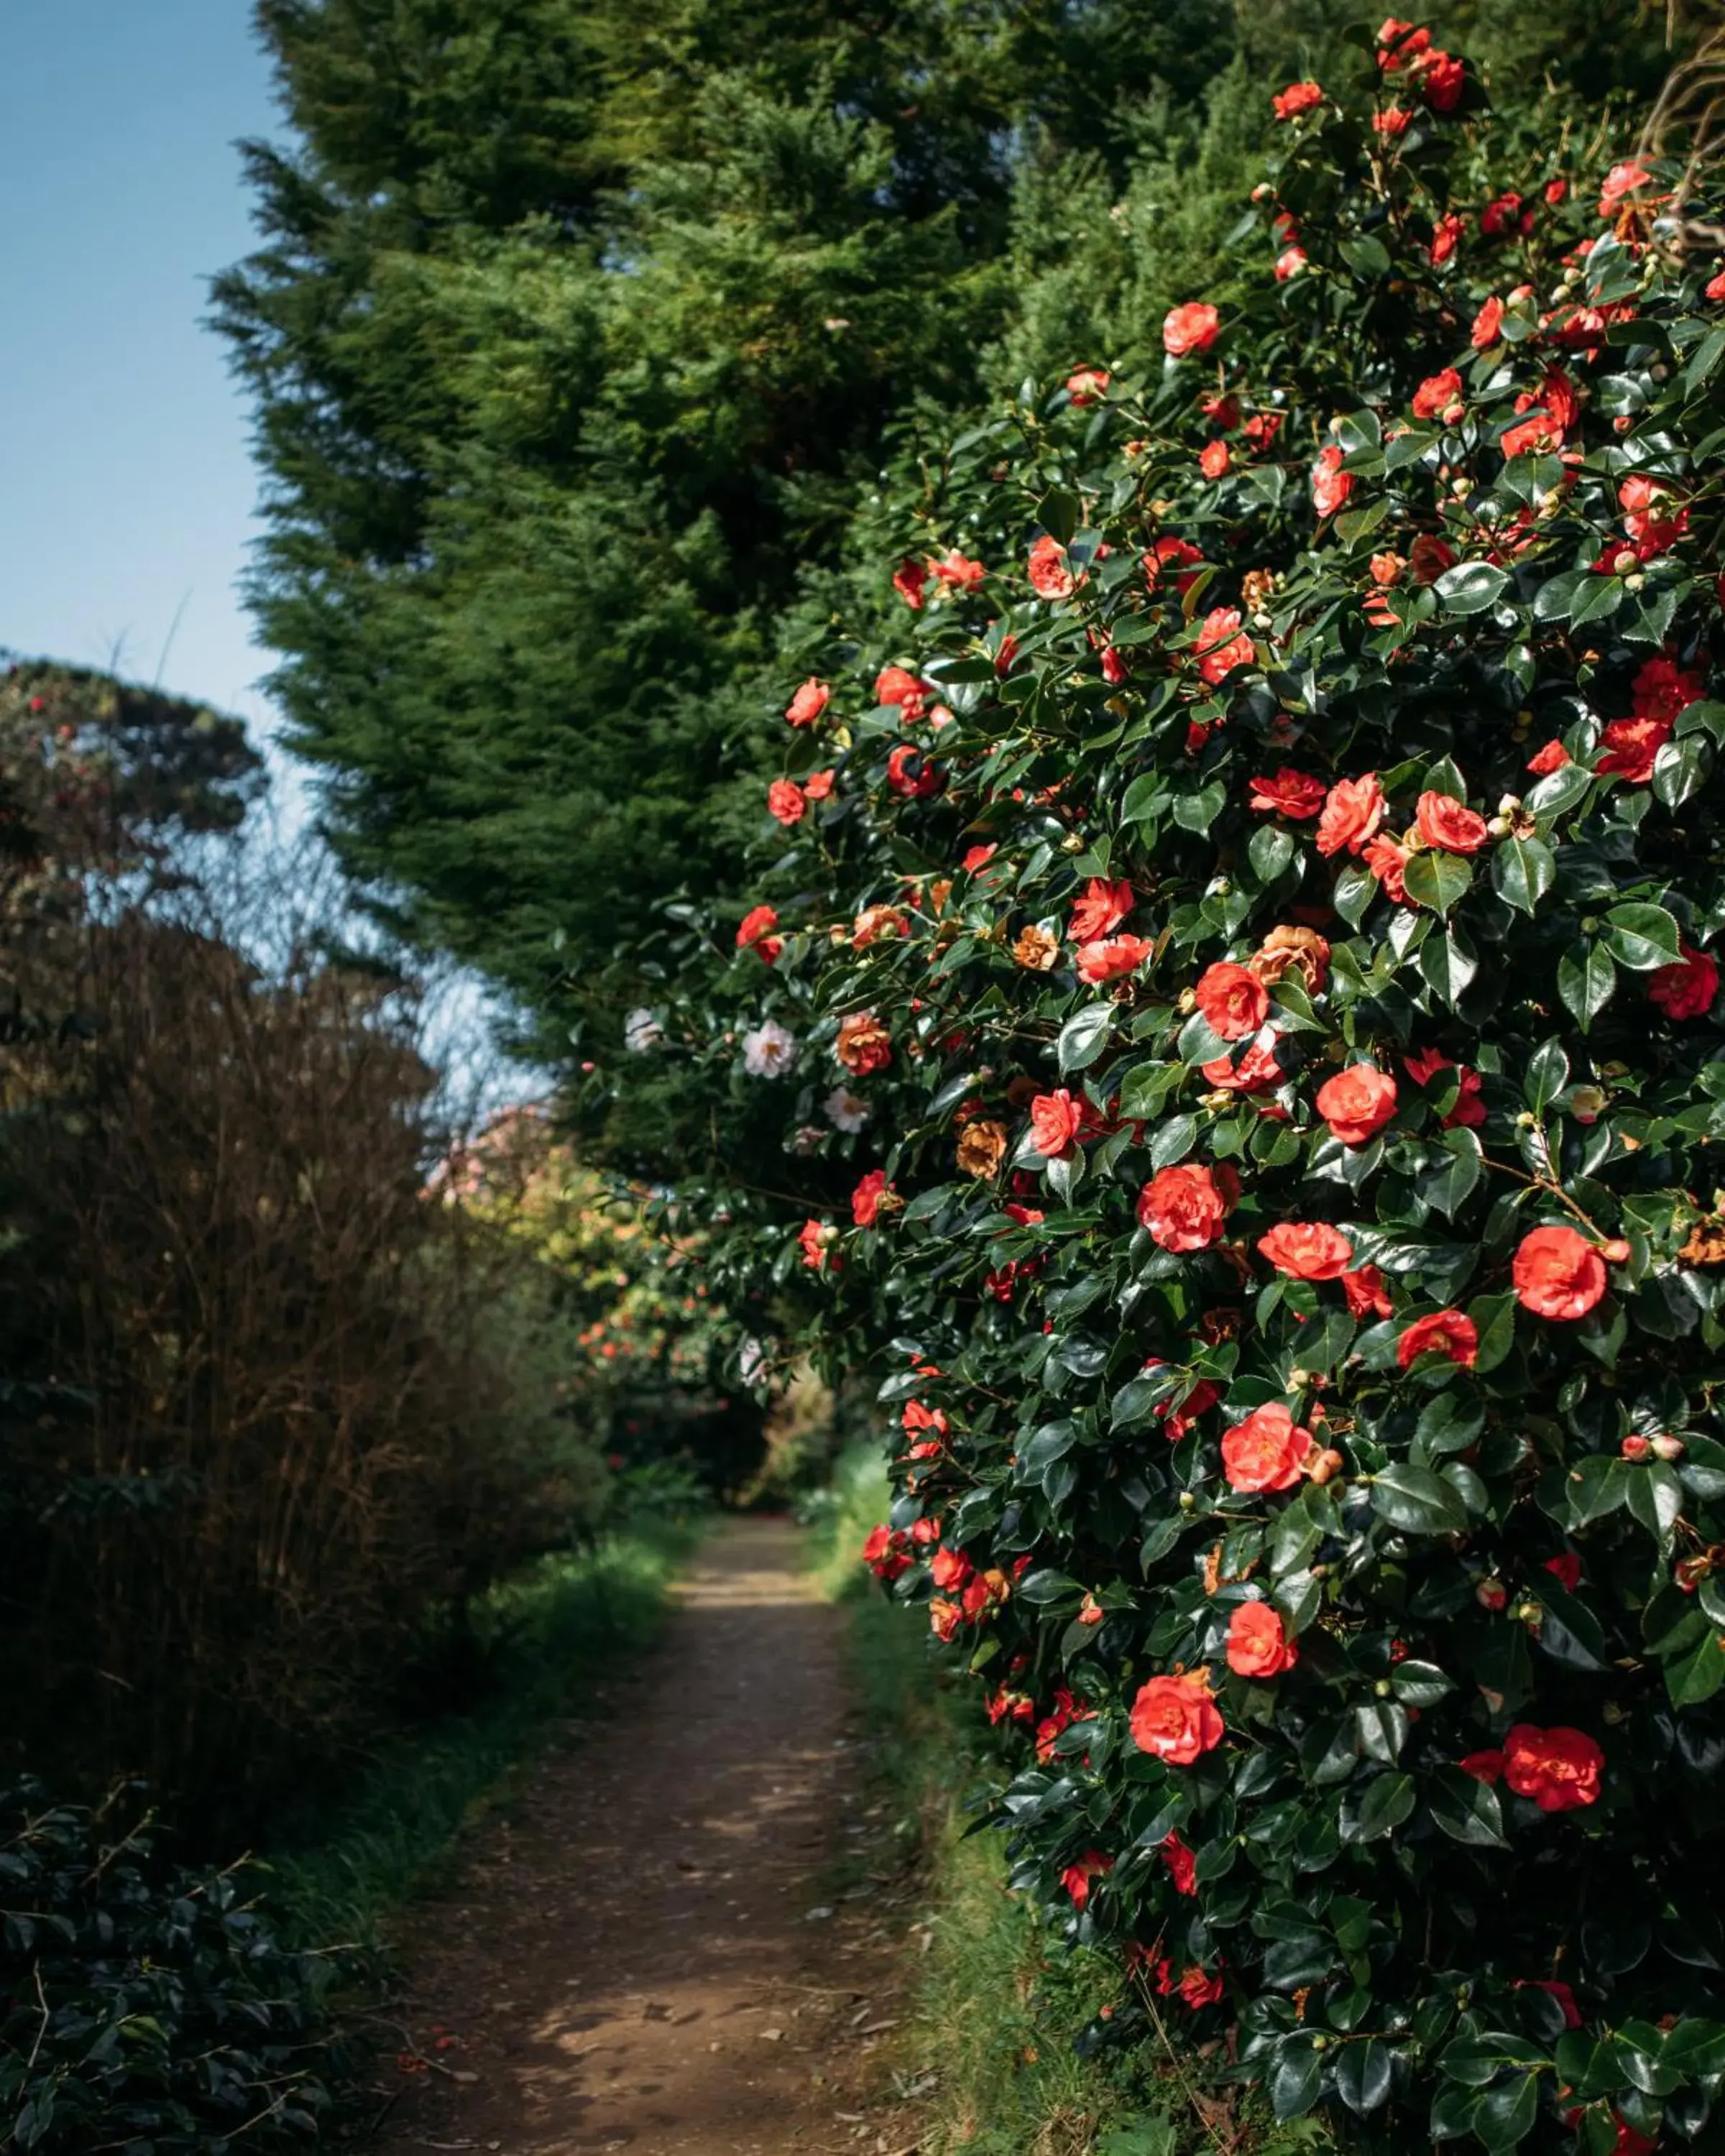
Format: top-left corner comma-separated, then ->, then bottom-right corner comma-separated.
0,4 -> 280,729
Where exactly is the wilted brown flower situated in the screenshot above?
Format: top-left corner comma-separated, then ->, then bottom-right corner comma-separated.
1013,924 -> 1060,971
1250,923 -> 1331,996
1241,568 -> 1278,616
956,1119 -> 1009,1179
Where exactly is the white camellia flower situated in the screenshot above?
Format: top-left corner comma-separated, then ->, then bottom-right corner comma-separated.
824,1085 -> 870,1132
741,1018 -> 796,1077
624,1007 -> 663,1051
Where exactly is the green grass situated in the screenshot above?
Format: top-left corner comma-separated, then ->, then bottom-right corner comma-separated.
261,1519 -> 699,1951
812,1450 -> 1333,2156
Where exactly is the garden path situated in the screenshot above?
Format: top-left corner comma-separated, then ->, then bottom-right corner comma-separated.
374,1516 -> 918,2156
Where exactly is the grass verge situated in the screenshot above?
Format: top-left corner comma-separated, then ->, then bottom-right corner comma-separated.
262,1517 -> 699,1952
811,1451 -> 1330,2156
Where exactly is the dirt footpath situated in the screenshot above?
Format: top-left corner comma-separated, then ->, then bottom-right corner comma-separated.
373,1516 -> 921,2156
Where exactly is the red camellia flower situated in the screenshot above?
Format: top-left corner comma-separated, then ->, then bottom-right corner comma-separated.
1363,832 -> 1411,903
861,1525 -> 911,1581
1226,1600 -> 1299,1678
1250,768 -> 1328,819
1311,443 -> 1353,517
1202,1037 -> 1286,1094
1598,160 -> 1654,216
1420,49 -> 1464,110
1429,211 -> 1464,266
875,663 -> 927,710
786,676 -> 830,727
804,768 -> 835,801
1159,1830 -> 1197,1896
886,744 -> 942,798
1077,935 -> 1152,984
1222,1403 -> 1314,1491
835,1012 -> 892,1074
1066,366 -> 1111,405
735,903 -> 782,964
1199,438 -> 1232,479
1070,877 -> 1133,941
1545,1551 -> 1583,1592
1397,1309 -> 1479,1369
1403,1046 -> 1486,1127
1316,772 -> 1386,857
1480,190 -> 1527,237
851,1169 -> 892,1228
1272,79 -> 1323,119
799,1217 -> 836,1270
1172,1963 -> 1226,2009
1412,367 -> 1464,420
1257,1221 -> 1354,1279
1502,1723 -> 1604,1812
1128,1671 -> 1223,1764
1061,1850 -> 1113,1909
1029,1089 -> 1085,1158
1513,1225 -> 1608,1319
1144,535 -> 1205,592
1195,961 -> 1269,1040
1631,655 -> 1704,726
1459,1749 -> 1504,1784
1028,533 -> 1076,599
1341,1265 -> 1393,1319
1274,245 -> 1308,282
1374,103 -> 1412,137
1650,944 -> 1719,1019
1163,301 -> 1220,357
1526,738 -> 1570,775
929,1545 -> 972,1593
768,778 -> 806,825
1414,789 -> 1490,853
1195,605 -> 1255,685
893,558 -> 926,609
1596,715 -> 1671,785
1409,533 -> 1457,584
1316,1063 -> 1398,1145
1138,1163 -> 1229,1251
930,548 -> 986,591
1472,293 -> 1505,347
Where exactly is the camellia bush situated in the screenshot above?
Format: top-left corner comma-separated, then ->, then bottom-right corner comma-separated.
620,20 -> 1725,2154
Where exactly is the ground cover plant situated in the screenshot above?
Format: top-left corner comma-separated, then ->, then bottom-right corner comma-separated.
640,23 -> 1725,2152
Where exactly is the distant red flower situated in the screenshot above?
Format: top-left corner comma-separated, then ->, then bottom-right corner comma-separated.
1250,769 -> 1327,819
1200,438 -> 1232,479
1061,1849 -> 1113,1909
1526,739 -> 1570,775
886,744 -> 942,798
1144,536 -> 1205,592
1472,294 -> 1505,348
768,778 -> 806,825
1258,1221 -> 1354,1280
1195,606 -> 1255,685
893,558 -> 927,609
1429,211 -> 1463,266
1272,80 -> 1323,119
1070,877 -> 1133,941
851,1169 -> 892,1227
786,677 -> 830,727
1311,443 -> 1353,517
1650,945 -> 1719,1019
1412,368 -> 1464,420
930,548 -> 986,591
1066,367 -> 1111,406
1028,534 -> 1076,599
735,903 -> 782,964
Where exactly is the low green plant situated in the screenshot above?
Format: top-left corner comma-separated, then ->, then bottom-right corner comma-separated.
0,1782 -> 354,2155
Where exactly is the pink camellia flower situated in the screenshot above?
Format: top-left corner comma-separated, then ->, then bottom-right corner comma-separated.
1598,160 -> 1655,217
1195,607 -> 1255,685
1028,533 -> 1075,599
1274,246 -> 1308,282
785,677 -> 830,727
768,778 -> 805,826
1311,443 -> 1353,517
1076,935 -> 1152,985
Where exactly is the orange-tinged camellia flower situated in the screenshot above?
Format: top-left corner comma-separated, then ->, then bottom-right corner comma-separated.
1420,49 -> 1464,111
886,744 -> 941,798
852,903 -> 910,948
1342,1265 -> 1393,1319
929,1545 -> 972,1593
799,1217 -> 837,1270
1414,790 -> 1490,854
1316,1063 -> 1398,1145
1397,1309 -> 1479,1368
1412,367 -> 1464,420
1128,1671 -> 1223,1764
1316,772 -> 1385,856
1429,211 -> 1463,266
1598,160 -> 1654,216
930,548 -> 985,591
1374,103 -> 1412,136
875,663 -> 927,711
1029,1089 -> 1085,1158
804,768 -> 835,801
785,676 -> 830,727
1027,533 -> 1076,599
1195,961 -> 1269,1039
1137,1163 -> 1230,1251
1144,535 -> 1205,592
768,778 -> 806,825
1077,935 -> 1151,984
1257,1221 -> 1354,1280
1061,1849 -> 1113,1908
1251,925 -> 1330,995
1222,1404 -> 1314,1491
1650,945 -> 1719,1018
1527,738 -> 1570,775
1311,443 -> 1353,517
1200,438 -> 1232,479
1596,715 -> 1671,785
835,1012 -> 892,1075
1069,877 -> 1133,941
1272,79 -> 1323,119
1202,1036 -> 1285,1094
1503,1723 -> 1604,1811
1195,606 -> 1254,685
1249,769 -> 1327,819
1472,292 -> 1505,347
1226,1601 -> 1299,1677
1363,832 -> 1411,902
1514,1225 -> 1608,1319
1163,301 -> 1220,357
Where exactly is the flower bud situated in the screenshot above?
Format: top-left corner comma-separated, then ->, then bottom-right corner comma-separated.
1308,1447 -> 1346,1485
1568,1084 -> 1606,1123
1652,1432 -> 1685,1462
1599,1238 -> 1631,1264
1625,573 -> 1646,592
1486,815 -> 1512,838
1060,831 -> 1085,854
1621,1434 -> 1652,1461
1611,548 -> 1639,576
1476,1578 -> 1509,1611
